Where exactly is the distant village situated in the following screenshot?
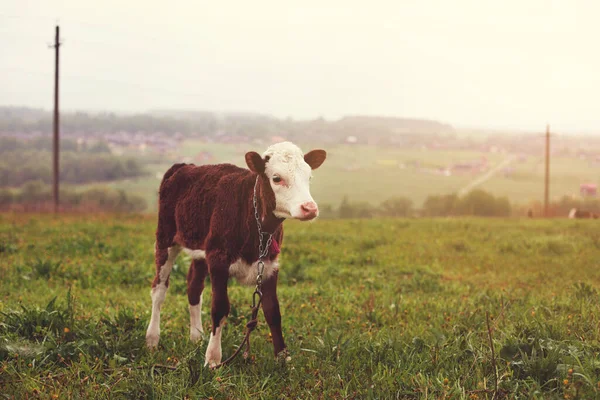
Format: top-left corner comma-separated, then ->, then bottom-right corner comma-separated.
3,114 -> 600,199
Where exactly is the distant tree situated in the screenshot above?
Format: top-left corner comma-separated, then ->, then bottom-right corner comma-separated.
0,150 -> 146,187
494,196 -> 512,217
353,202 -> 374,218
0,189 -> 13,208
19,180 -> 51,203
379,197 -> 413,217
422,191 -> 511,217
317,203 -> 336,219
455,190 -> 498,216
87,141 -> 111,153
79,188 -> 146,212
123,194 -> 147,212
339,196 -> 353,219
338,196 -> 374,219
422,194 -> 459,217
6,183 -> 147,212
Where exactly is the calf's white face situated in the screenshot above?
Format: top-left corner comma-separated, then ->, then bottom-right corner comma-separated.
246,142 -> 326,221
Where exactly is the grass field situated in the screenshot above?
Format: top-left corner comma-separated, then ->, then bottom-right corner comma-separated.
87,141 -> 599,213
2,215 -> 600,398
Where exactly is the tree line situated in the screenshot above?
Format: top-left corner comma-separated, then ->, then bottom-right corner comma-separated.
0,181 -> 146,212
4,183 -> 594,217
321,189 -> 513,219
0,136 -> 111,153
324,190 -> 600,219
0,137 -> 145,187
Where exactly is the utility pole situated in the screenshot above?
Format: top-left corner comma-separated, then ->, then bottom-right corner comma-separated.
51,25 -> 61,213
544,124 -> 550,217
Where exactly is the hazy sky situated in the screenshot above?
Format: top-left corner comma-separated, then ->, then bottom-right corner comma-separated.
1,0 -> 599,132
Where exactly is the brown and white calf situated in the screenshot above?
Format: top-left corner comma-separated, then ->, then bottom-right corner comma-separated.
145,142 -> 326,367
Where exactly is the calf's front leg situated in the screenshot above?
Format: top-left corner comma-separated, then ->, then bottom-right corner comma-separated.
204,252 -> 231,367
261,269 -> 286,356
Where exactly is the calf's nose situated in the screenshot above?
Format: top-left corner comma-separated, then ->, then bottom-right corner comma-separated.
301,201 -> 318,218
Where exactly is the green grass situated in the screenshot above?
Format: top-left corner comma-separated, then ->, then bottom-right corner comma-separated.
2,214 -> 600,398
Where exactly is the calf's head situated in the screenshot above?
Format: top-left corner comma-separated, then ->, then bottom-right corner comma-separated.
246,142 -> 326,221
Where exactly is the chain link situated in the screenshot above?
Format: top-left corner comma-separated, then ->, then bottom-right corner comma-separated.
253,176 -> 273,297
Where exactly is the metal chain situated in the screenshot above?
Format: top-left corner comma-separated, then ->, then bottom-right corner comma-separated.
212,176 -> 274,369
253,176 -> 273,299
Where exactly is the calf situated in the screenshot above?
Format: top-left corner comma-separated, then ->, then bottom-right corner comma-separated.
145,142 -> 326,367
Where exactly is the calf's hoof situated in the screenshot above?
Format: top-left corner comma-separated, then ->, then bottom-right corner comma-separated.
276,348 -> 291,362
146,333 -> 160,349
204,346 -> 222,368
190,328 -> 204,343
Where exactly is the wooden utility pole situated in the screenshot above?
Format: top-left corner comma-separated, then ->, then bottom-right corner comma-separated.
52,25 -> 61,213
544,124 -> 550,217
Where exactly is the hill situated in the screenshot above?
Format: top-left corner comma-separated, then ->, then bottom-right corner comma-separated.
0,106 -> 453,145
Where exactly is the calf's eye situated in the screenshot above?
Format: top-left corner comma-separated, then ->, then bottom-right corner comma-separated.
272,176 -> 282,183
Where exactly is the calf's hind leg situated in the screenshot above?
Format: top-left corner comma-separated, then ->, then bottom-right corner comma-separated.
146,245 -> 181,348
187,257 -> 208,342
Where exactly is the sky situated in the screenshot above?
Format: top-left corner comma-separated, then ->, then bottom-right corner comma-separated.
1,0 -> 599,132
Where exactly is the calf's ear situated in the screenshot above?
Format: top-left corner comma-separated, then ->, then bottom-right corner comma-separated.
245,151 -> 266,174
304,149 -> 327,170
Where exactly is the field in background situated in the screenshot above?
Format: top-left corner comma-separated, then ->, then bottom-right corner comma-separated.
87,140 -> 596,212
2,215 -> 600,397
479,155 -> 600,203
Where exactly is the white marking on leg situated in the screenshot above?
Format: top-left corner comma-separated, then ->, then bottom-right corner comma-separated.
146,284 -> 166,348
146,246 -> 180,348
189,296 -> 203,342
229,258 -> 279,286
205,320 -> 224,367
183,248 -> 206,260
